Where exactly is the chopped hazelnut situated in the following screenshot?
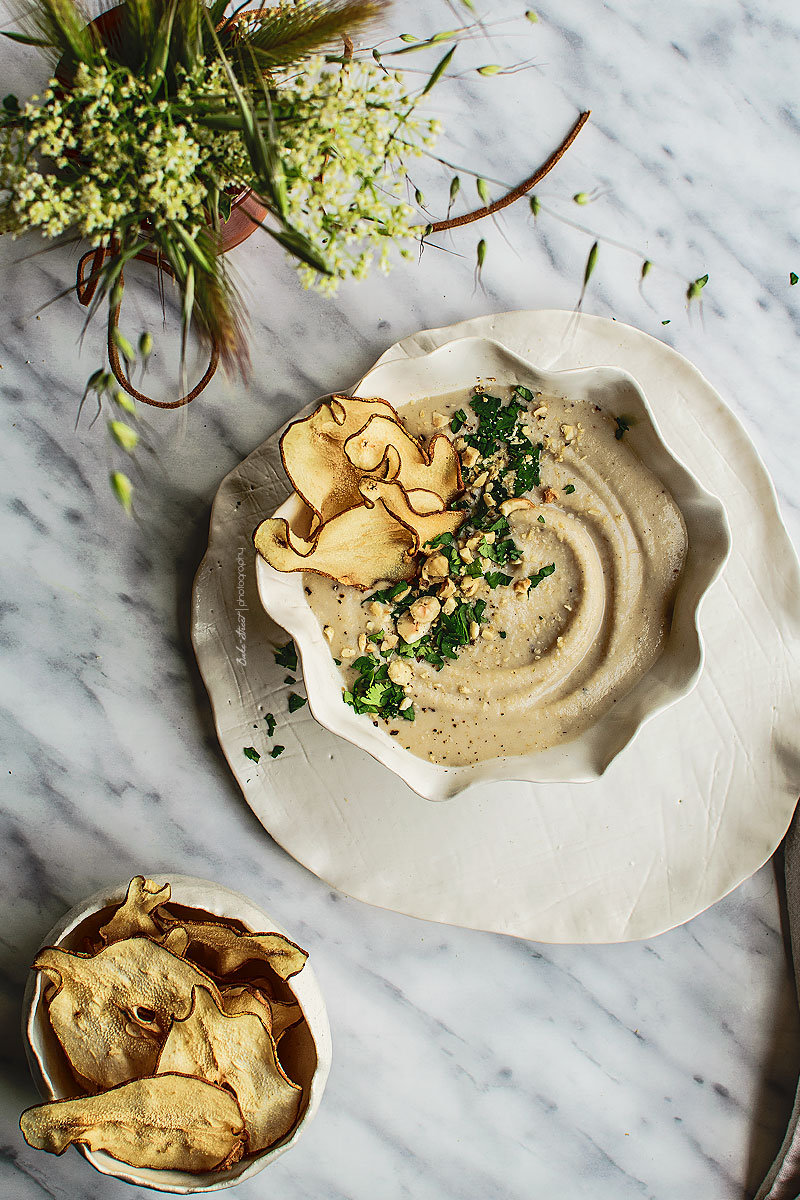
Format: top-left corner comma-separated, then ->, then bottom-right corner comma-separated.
410,596 -> 440,623
469,621 -> 480,640
396,596 -> 441,644
340,647 -> 354,659
513,578 -> 532,596
357,633 -> 367,652
460,577 -> 480,598
388,659 -> 413,685
442,597 -> 457,615
499,497 -> 532,516
431,411 -> 447,428
461,446 -> 480,469
323,625 -> 334,642
422,552 -> 450,581
542,487 -> 558,504
438,577 -> 456,600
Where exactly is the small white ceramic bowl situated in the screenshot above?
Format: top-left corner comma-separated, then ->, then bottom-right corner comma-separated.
22,875 -> 331,1193
255,336 -> 731,802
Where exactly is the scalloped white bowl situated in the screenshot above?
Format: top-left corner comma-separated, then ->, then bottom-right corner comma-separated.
22,875 -> 331,1193
255,337 -> 731,802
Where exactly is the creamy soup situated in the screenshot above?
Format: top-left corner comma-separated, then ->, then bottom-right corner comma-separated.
303,386 -> 687,766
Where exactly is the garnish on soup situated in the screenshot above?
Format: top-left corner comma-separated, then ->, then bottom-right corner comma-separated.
256,383 -> 687,766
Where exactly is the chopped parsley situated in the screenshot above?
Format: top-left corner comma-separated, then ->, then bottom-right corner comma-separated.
243,746 -> 260,763
791,272 -> 798,286
342,382 -> 561,724
264,713 -> 276,737
288,693 -> 307,713
343,656 -> 411,719
614,416 -> 631,440
274,640 -> 298,671
530,563 -> 556,587
464,392 -> 542,498
537,515 -> 545,524
270,745 -> 285,758
563,483 -> 576,495
284,674 -> 295,685
417,597 -> 486,668
484,571 -> 513,589
367,579 -> 412,606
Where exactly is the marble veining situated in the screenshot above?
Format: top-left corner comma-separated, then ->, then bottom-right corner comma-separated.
1,0 -> 800,1196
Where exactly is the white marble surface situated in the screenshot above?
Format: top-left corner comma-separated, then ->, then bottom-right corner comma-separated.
1,1 -> 800,1197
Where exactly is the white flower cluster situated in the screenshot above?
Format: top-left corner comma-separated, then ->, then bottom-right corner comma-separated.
0,51 -> 439,290
274,58 -> 439,292
0,58 -> 249,242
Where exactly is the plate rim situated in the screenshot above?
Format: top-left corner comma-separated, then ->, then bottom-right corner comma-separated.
253,333 -> 731,799
191,309 -> 800,944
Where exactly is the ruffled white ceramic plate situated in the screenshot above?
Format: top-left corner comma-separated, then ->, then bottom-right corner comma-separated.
255,338 -> 730,801
22,875 -> 332,1193
191,311 -> 800,943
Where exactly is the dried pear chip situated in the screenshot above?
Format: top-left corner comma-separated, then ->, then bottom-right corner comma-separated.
161,926 -> 190,957
98,877 -> 171,944
269,998 -> 304,1041
20,1073 -> 247,1173
254,501 -> 417,591
156,987 -> 302,1153
158,920 -> 309,982
358,479 -> 466,547
404,488 -> 445,515
221,985 -> 303,1041
344,414 -> 463,505
281,395 -> 397,525
35,937 -> 223,1089
221,984 -> 273,1027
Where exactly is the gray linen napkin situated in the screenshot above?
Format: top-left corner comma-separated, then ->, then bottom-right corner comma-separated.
756,809 -> 800,1200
